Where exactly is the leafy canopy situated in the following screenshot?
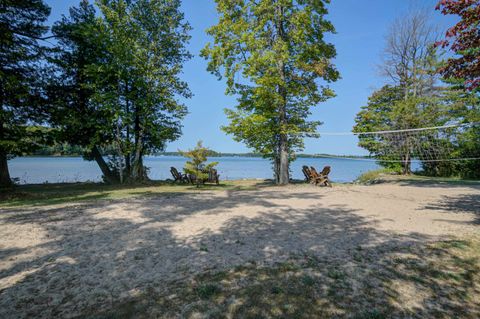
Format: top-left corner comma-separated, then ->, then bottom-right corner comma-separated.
435,0 -> 480,90
201,0 -> 339,167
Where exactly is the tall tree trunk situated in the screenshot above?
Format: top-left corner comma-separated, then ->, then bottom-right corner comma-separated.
125,95 -> 131,177
278,132 -> 289,185
132,108 -> 146,182
0,150 -> 12,187
91,145 -> 119,184
402,151 -> 411,175
275,4 -> 289,185
273,152 -> 280,183
0,104 -> 12,187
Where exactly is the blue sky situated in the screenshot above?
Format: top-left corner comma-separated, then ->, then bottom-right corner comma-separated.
45,0 -> 456,155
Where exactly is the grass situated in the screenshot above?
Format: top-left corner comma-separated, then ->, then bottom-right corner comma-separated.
2,173 -> 477,208
355,168 -> 400,184
83,238 -> 480,318
0,179 -> 271,208
356,169 -> 480,186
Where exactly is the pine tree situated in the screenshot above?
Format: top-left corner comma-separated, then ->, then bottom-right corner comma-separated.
0,0 -> 51,187
180,141 -> 218,187
50,0 -> 120,184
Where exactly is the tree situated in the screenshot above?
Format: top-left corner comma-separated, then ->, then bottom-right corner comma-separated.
381,9 -> 439,99
202,0 -> 339,185
50,0 -> 120,184
353,85 -> 448,174
435,0 -> 480,91
371,9 -> 443,173
50,0 -> 191,184
0,0 -> 51,187
180,141 -> 218,188
90,0 -> 191,183
421,78 -> 480,178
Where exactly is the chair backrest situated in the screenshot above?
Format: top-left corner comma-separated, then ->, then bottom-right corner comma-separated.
170,167 -> 181,179
319,166 -> 331,176
208,168 -> 218,182
310,166 -> 319,177
302,166 -> 312,179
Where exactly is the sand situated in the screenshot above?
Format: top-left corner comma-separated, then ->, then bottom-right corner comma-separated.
0,181 -> 479,318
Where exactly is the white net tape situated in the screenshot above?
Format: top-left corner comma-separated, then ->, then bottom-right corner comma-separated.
317,122 -> 480,163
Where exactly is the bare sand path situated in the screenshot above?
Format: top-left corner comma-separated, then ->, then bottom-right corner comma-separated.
0,182 -> 479,318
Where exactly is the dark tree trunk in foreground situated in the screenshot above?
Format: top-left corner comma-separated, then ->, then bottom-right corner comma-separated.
0,151 -> 12,187
0,115 -> 12,187
91,145 -> 119,184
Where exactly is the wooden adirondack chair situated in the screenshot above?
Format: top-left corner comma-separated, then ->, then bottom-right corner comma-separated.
311,165 -> 332,187
302,165 -> 315,183
170,167 -> 188,183
207,168 -> 220,185
188,168 -> 220,185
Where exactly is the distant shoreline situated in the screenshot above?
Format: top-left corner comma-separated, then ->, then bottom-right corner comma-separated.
17,153 -> 371,159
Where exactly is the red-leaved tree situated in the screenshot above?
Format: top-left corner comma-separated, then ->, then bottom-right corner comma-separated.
435,0 -> 480,90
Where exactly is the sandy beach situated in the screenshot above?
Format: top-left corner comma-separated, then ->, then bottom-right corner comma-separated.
1,181 -> 479,318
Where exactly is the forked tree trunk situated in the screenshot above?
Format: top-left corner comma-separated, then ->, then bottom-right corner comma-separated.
0,150 -> 12,187
91,145 -> 119,184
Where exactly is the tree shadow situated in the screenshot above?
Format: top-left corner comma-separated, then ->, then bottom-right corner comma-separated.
423,193 -> 480,225
0,188 -> 478,318
388,178 -> 480,190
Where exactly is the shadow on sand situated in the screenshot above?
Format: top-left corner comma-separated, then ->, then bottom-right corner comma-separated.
0,188 -> 479,318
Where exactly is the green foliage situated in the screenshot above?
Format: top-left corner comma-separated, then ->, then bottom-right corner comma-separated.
50,0 -> 113,150
354,82 -> 480,178
0,0 -> 52,186
179,141 -> 218,187
202,0 -> 339,183
420,80 -> 480,179
353,84 -> 450,172
49,0 -> 192,183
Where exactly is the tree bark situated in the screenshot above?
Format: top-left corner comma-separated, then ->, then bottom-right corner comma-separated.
125,90 -> 131,177
91,145 -> 119,184
278,133 -> 289,184
0,103 -> 12,187
0,150 -> 12,187
402,151 -> 411,175
132,108 -> 146,182
275,3 -> 289,185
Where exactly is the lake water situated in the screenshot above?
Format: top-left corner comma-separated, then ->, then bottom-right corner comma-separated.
8,156 -> 381,184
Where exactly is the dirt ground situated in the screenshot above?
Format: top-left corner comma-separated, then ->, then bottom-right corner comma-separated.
0,181 -> 479,318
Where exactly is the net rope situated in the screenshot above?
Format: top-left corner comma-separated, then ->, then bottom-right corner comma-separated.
315,122 -> 480,163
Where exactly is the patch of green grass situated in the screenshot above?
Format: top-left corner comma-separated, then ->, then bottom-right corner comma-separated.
301,274 -> 315,286
353,309 -> 386,319
355,168 -> 400,184
0,179 -> 274,208
195,283 -> 222,299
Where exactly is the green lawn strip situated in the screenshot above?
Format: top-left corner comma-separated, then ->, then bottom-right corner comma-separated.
0,180 -> 268,208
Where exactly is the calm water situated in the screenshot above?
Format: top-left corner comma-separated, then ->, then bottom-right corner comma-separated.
8,156 -> 381,184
